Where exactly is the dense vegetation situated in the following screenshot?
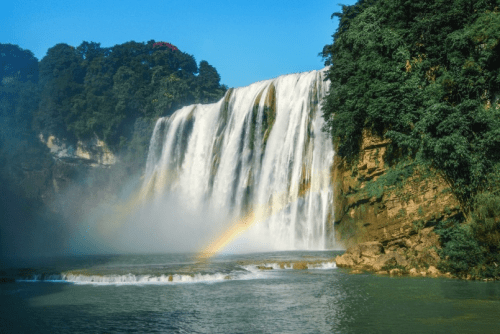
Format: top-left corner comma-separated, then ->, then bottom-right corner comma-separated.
322,0 -> 500,279
1,41 -> 227,173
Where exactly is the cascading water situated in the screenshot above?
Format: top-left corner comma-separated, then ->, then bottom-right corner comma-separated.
142,68 -> 335,251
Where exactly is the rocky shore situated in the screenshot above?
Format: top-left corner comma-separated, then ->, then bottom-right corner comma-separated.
335,232 -> 453,278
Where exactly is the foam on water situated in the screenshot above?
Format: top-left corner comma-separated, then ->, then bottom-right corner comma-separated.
16,260 -> 337,285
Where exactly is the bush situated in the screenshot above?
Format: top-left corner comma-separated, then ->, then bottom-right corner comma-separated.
437,191 -> 500,279
436,220 -> 485,277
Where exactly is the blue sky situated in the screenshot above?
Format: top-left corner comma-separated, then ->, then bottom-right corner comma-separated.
2,0 -> 357,88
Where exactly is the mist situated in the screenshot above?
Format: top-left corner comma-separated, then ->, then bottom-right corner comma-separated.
0,112 -> 243,266
70,187 -> 227,255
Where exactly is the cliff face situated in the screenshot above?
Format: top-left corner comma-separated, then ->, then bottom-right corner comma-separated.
332,130 -> 461,275
0,134 -> 130,260
39,134 -> 117,167
14,135 -> 120,204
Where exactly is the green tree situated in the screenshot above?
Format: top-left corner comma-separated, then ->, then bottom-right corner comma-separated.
34,43 -> 84,139
322,0 -> 500,213
0,43 -> 38,84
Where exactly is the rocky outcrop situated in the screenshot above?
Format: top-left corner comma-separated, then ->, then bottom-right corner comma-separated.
0,130 -> 133,260
335,240 -> 452,277
39,134 -> 117,166
332,130 -> 461,275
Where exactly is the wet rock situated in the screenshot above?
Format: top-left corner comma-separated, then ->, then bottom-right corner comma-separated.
371,251 -> 407,271
358,241 -> 384,258
427,266 -> 440,277
292,262 -> 308,270
389,268 -> 403,276
409,268 -> 419,276
335,254 -> 358,267
372,253 -> 398,271
336,241 -> 384,269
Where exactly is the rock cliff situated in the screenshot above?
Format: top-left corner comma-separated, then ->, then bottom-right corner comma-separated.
332,130 -> 461,276
0,133 -> 131,260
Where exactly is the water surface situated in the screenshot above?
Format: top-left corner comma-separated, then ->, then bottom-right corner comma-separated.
1,251 -> 499,333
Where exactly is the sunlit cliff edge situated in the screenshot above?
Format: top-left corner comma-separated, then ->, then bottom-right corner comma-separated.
332,130 -> 462,278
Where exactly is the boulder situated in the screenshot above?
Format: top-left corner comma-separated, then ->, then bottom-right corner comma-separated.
375,270 -> 389,275
372,251 -> 407,271
409,268 -> 419,276
358,241 -> 384,258
257,266 -> 273,270
372,253 -> 398,271
336,242 -> 384,268
427,265 -> 440,277
389,268 -> 403,276
335,254 -> 358,267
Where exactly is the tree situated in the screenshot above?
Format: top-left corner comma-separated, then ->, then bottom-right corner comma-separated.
196,60 -> 225,104
0,43 -> 38,84
322,0 -> 500,211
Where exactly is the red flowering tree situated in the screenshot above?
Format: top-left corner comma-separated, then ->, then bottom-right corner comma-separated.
153,42 -> 179,51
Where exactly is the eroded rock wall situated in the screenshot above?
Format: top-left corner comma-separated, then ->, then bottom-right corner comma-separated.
332,130 -> 461,273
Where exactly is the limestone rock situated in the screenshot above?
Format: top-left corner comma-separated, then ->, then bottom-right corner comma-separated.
331,129 -> 462,280
389,268 -> 403,276
336,242 -> 385,269
372,253 -> 398,271
427,266 -> 440,277
358,241 -> 384,258
335,254 -> 358,267
371,251 -> 407,271
409,268 -> 419,276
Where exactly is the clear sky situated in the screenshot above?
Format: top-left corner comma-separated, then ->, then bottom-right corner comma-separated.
2,0 -> 357,88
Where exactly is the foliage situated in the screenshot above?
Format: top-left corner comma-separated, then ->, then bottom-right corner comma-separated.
0,44 -> 39,84
1,40 -> 227,176
38,40 -> 226,149
153,41 -> 179,51
435,218 -> 484,277
426,167 -> 500,279
322,0 -> 500,214
358,160 -> 416,199
0,61 -> 42,162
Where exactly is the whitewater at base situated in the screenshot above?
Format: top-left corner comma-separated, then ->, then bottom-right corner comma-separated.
14,252 -> 337,285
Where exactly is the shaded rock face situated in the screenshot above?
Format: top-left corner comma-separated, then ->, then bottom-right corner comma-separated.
39,134 -> 117,166
332,130 -> 461,274
0,132 -> 133,260
5,138 -> 120,207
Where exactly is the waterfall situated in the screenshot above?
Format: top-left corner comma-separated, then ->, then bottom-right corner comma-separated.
142,68 -> 335,251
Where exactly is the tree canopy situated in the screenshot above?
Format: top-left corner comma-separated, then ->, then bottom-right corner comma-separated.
22,40 -> 227,148
1,40 -> 227,173
322,0 -> 500,211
